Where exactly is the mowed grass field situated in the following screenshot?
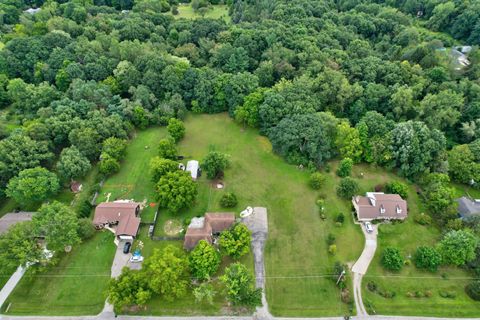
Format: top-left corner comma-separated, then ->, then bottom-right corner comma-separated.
166,114 -> 363,316
356,168 -> 480,317
167,4 -> 230,22
97,127 -> 168,223
3,231 -> 115,315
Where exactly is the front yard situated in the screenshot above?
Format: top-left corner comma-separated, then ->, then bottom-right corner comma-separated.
2,231 -> 115,315
355,167 -> 480,317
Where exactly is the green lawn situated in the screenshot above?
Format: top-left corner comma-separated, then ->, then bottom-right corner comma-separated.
167,4 -> 230,22
356,167 -> 480,317
98,127 -> 168,223
2,231 -> 115,315
157,114 -> 364,316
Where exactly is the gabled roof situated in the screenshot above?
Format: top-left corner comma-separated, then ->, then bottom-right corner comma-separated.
456,196 -> 480,219
184,212 -> 235,250
93,202 -> 140,237
0,212 -> 35,235
205,212 -> 235,233
353,193 -> 407,221
116,213 -> 140,237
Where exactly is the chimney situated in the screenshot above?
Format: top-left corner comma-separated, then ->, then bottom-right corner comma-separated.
396,205 -> 402,214
380,205 -> 385,215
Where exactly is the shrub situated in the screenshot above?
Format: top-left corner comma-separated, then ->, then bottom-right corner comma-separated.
439,291 -> 456,299
381,247 -> 404,271
326,233 -> 336,245
78,200 -> 93,218
336,213 -> 345,224
414,212 -> 432,225
374,184 -> 383,192
167,118 -> 185,142
316,198 -> 325,212
379,290 -> 396,299
414,246 -> 442,272
328,244 -> 337,255
385,181 -> 409,199
77,218 -> 95,240
202,151 -> 230,179
99,155 -> 120,176
367,281 -> 377,292
465,281 -> 480,301
309,172 -> 325,190
220,192 -> 238,208
336,158 -> 353,177
158,138 -> 177,160
424,290 -> 433,297
336,177 -> 359,199
341,289 -> 352,304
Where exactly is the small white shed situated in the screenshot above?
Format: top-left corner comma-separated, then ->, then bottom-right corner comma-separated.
186,160 -> 199,180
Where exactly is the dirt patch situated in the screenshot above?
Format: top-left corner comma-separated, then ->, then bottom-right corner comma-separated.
164,219 -> 183,236
211,179 -> 225,189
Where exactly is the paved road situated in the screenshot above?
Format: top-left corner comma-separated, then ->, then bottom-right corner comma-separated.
351,223 -> 378,317
0,266 -> 26,310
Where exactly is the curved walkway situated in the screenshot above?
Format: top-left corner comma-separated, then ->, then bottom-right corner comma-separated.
351,223 -> 378,317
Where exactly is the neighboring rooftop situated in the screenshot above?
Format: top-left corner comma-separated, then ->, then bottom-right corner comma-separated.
184,212 -> 235,250
186,160 -> 199,180
93,202 -> 140,238
24,8 -> 41,14
456,196 -> 480,219
0,212 -> 35,235
352,192 -> 408,221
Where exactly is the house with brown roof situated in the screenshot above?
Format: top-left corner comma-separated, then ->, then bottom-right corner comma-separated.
352,192 -> 407,221
0,212 -> 35,235
93,202 -> 141,239
184,212 -> 235,250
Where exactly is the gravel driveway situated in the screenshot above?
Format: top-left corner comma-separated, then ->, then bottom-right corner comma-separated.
351,223 -> 378,317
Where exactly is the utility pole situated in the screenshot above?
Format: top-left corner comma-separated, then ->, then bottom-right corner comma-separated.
336,269 -> 345,285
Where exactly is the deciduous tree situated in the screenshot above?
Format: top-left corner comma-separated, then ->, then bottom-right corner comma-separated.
219,223 -> 251,259
156,170 -> 197,212
144,246 -> 189,301
189,240 -> 221,280
6,167 -> 59,205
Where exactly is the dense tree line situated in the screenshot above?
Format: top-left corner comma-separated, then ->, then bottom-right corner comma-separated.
0,0 -> 479,188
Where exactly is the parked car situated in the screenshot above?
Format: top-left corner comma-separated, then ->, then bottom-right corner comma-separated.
130,255 -> 144,263
365,222 -> 373,233
123,242 -> 131,254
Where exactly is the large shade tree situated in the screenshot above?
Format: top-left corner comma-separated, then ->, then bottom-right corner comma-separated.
156,170 -> 197,212
6,167 -> 59,205
33,201 -> 80,252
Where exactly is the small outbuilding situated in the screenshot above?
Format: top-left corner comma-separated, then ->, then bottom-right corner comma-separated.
186,160 -> 199,180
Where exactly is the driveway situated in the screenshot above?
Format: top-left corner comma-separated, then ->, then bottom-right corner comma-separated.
241,207 -> 272,320
352,223 -> 377,275
111,240 -> 132,278
351,223 -> 378,317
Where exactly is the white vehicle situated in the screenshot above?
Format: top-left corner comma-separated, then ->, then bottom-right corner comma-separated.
365,222 -> 373,233
129,255 -> 144,263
